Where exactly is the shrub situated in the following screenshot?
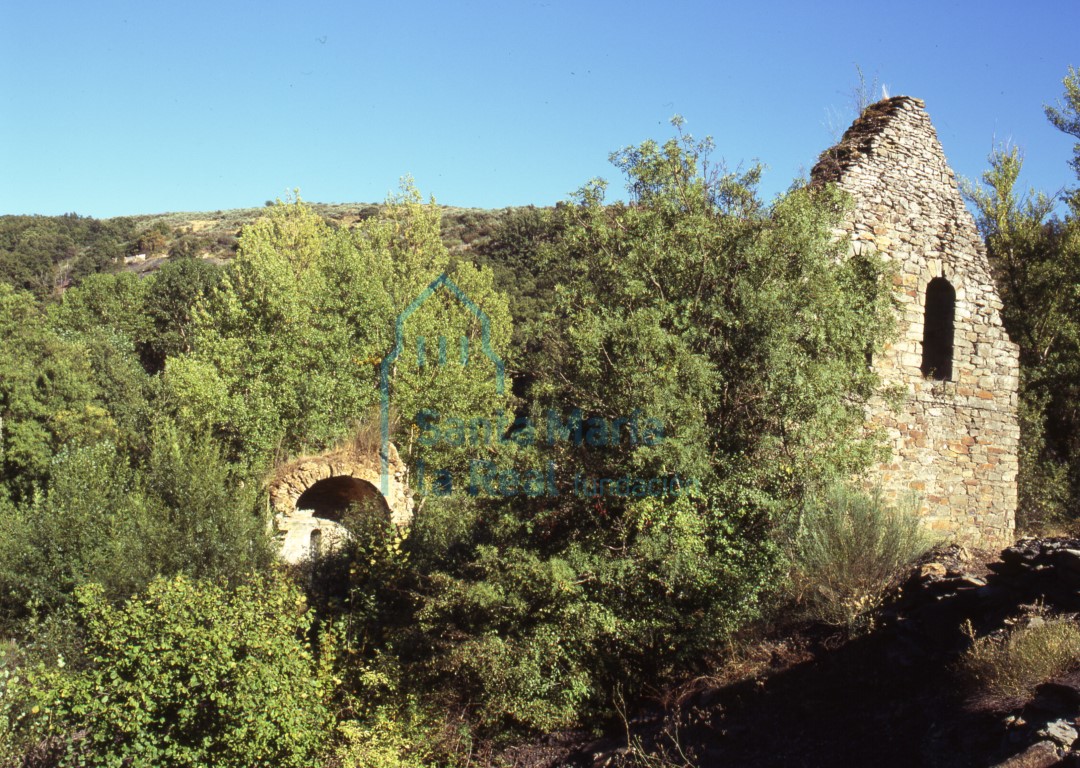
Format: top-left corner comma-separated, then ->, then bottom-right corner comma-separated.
0,640 -> 18,766
6,573 -> 336,767
0,427 -> 273,628
959,618 -> 1080,705
332,702 -> 441,768
789,484 -> 932,634
412,539 -> 602,733
0,441 -> 152,623
406,493 -> 780,735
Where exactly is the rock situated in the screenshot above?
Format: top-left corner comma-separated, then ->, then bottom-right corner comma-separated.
589,744 -> 628,768
1032,678 -> 1080,717
1002,539 -> 1042,566
990,740 -> 1060,768
1057,549 -> 1080,573
1037,718 -> 1078,748
927,575 -> 988,592
1044,671 -> 1080,708
920,562 -> 948,579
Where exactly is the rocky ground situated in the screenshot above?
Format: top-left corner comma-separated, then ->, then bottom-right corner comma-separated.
500,539 -> 1080,768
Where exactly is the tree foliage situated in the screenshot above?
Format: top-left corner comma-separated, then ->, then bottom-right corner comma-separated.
0,213 -> 136,297
374,121 -> 896,734
0,426 -> 272,628
1045,65 -> 1080,202
0,284 -> 119,502
530,122 -> 894,508
965,73 -> 1080,528
0,118 -> 933,761
6,574 -> 335,768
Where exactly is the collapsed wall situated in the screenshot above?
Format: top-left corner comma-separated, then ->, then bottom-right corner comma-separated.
811,96 -> 1020,546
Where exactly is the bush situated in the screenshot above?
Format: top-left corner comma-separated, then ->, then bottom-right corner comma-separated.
405,493 -> 779,735
959,617 -> 1080,705
0,426 -> 273,628
1017,392 -> 1072,533
332,702 -> 442,768
0,639 -> 18,765
0,441 -> 152,623
5,574 -> 336,767
789,485 -> 932,634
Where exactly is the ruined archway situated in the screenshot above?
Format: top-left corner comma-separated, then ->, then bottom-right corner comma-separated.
295,475 -> 389,522
268,441 -> 412,563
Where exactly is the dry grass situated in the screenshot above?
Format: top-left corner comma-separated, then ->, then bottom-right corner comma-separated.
269,412 -> 393,486
338,414 -> 385,458
958,617 -> 1080,706
789,485 -> 933,635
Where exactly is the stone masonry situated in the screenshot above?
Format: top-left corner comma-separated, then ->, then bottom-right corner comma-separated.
267,440 -> 412,562
811,96 -> 1020,547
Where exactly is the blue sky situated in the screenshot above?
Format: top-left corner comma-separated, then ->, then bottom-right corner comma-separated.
1,0 -> 1077,218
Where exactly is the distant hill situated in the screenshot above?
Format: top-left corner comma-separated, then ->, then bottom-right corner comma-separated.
0,202 -> 532,297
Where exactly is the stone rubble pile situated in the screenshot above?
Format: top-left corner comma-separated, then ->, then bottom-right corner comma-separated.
904,540 -> 1080,768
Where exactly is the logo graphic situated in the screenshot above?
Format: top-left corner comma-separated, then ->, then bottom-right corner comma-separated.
378,273 -> 505,494
378,273 -> 698,501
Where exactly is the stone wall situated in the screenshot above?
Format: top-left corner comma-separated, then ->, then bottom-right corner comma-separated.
811,96 -> 1020,547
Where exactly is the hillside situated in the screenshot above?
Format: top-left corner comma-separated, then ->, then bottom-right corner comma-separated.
119,201 -> 515,261
0,202 -> 526,294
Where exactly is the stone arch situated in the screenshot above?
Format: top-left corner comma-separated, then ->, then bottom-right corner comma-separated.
267,441 -> 411,563
921,276 -> 956,381
295,475 -> 389,522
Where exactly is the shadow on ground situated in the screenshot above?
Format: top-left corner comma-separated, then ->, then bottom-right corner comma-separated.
507,541 -> 1080,768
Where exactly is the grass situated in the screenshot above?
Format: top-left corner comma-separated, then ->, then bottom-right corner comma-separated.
788,484 -> 933,635
958,617 -> 1080,706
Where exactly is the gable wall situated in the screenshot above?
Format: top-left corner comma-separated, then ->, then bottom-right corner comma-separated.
814,97 -> 1020,546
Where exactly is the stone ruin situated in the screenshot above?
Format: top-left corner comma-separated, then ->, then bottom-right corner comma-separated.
812,96 -> 1020,547
267,440 -> 412,563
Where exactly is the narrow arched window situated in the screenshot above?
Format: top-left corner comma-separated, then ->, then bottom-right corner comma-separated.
921,277 -> 955,381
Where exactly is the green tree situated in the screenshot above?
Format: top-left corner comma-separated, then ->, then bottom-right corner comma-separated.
531,121 -> 894,505
470,205 -> 564,363
6,574 -> 335,768
0,425 -> 271,627
391,121 -> 894,736
961,66 -> 1080,528
0,284 -> 117,502
135,222 -> 170,256
46,271 -> 156,452
165,196 -> 390,465
47,270 -> 149,341
964,144 -> 1080,527
167,187 -> 512,476
1046,64 -> 1080,201
140,256 -> 224,372
0,213 -> 136,296
0,441 -> 152,622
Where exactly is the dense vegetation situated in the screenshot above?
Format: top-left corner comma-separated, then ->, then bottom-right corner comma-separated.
0,202 -> 508,305
963,65 -> 1080,531
0,68 -> 1077,765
